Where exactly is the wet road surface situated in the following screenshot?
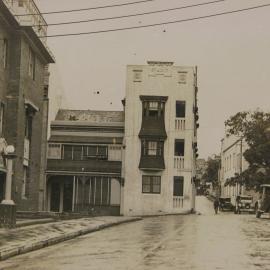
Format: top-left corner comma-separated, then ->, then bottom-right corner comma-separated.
1,196 -> 270,270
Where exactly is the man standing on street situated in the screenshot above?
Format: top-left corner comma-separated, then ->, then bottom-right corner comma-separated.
214,198 -> 220,214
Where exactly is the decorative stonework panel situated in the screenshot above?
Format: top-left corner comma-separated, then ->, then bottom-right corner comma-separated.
178,71 -> 187,84
133,70 -> 142,82
149,66 -> 172,77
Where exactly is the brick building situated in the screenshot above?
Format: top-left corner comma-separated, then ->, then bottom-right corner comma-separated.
0,0 -> 54,210
46,110 -> 124,215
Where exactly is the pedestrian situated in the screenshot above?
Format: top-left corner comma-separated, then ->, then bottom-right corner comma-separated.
213,198 -> 219,214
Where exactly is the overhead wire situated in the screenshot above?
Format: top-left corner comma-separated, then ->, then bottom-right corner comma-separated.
32,0 -> 225,27
15,0 -> 158,16
38,3 -> 270,38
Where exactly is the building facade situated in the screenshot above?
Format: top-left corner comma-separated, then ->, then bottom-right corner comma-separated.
46,110 -> 124,215
219,135 -> 249,199
121,61 -> 198,216
0,0 -> 54,210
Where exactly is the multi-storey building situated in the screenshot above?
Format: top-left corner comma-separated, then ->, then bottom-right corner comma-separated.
0,0 -> 54,210
219,135 -> 249,199
46,110 -> 124,215
121,61 -> 198,216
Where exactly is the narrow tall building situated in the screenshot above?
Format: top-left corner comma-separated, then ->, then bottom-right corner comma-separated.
121,61 -> 198,216
0,0 -> 54,211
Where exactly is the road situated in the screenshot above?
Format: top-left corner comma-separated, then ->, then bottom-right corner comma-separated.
1,196 -> 270,270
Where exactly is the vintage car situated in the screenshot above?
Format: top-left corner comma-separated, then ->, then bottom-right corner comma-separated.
234,195 -> 254,214
219,197 -> 233,211
255,184 -> 270,218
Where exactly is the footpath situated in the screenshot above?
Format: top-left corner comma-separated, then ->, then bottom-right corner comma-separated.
0,216 -> 141,261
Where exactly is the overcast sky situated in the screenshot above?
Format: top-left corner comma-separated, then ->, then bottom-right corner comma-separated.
35,0 -> 270,159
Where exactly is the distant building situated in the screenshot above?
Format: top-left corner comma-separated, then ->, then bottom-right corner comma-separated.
46,110 -> 124,215
0,0 -> 54,210
121,61 -> 198,216
219,135 -> 249,198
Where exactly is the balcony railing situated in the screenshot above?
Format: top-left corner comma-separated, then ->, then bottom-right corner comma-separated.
3,0 -> 48,43
174,156 -> 184,170
173,196 -> 184,208
175,118 -> 185,131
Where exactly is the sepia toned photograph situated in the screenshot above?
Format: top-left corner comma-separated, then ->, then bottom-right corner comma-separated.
0,0 -> 270,269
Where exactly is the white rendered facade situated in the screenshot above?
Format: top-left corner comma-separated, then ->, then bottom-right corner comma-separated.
220,135 -> 249,199
121,62 -> 198,216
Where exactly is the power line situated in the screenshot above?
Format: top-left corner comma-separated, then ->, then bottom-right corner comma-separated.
15,0 -> 157,16
39,3 -> 270,38
32,0 -> 225,27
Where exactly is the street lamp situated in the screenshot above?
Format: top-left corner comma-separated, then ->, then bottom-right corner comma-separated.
0,145 -> 16,228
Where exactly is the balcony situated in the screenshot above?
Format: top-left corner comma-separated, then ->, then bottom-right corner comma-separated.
175,118 -> 185,131
173,196 -> 184,208
3,0 -> 48,43
23,138 -> 30,166
174,156 -> 184,170
47,159 -> 122,174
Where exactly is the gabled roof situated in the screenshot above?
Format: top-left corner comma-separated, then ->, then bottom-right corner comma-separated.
55,109 -> 124,123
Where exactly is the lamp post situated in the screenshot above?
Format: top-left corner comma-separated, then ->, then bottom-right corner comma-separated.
1,145 -> 16,205
0,145 -> 16,228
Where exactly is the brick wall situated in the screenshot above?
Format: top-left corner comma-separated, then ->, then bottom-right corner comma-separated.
0,11 -> 51,211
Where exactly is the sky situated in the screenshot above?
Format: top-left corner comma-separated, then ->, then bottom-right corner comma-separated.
34,0 -> 270,159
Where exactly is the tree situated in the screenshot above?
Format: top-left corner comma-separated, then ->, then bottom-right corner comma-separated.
225,110 -> 270,189
202,157 -> 220,187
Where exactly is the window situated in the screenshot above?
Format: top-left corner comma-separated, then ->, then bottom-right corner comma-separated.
176,101 -> 186,118
175,139 -> 185,156
142,140 -> 163,156
142,175 -> 161,194
28,47 -> 35,80
3,39 -> 8,69
148,101 -> 159,117
83,145 -> 108,160
147,141 -> 157,156
143,101 -> 164,118
63,145 -> 73,160
73,145 -> 82,160
173,176 -> 184,196
18,0 -> 24,7
62,145 -> 108,160
22,166 -> 30,199
25,110 -> 33,141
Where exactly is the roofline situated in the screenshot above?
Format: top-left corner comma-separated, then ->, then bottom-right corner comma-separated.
51,120 -> 124,127
21,26 -> 55,63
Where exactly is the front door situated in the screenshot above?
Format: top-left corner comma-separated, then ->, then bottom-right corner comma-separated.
50,181 -> 60,212
63,180 -> 73,212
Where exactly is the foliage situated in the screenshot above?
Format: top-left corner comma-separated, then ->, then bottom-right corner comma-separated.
225,110 -> 270,189
202,157 -> 220,187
